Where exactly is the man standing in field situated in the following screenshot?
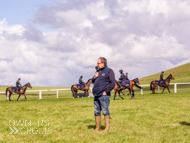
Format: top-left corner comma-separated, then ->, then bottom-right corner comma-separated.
92,57 -> 115,131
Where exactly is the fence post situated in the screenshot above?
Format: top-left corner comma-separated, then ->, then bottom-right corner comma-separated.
158,86 -> 160,93
57,90 -> 59,98
174,84 -> 177,93
141,86 -> 143,95
39,90 -> 42,99
7,92 -> 9,100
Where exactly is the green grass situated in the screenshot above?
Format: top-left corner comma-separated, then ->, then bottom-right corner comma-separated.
0,87 -> 190,142
140,62 -> 190,84
1,62 -> 190,142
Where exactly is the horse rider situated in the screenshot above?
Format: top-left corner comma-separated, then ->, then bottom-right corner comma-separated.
79,76 -> 86,87
126,72 -> 129,80
16,78 -> 22,94
160,71 -> 165,85
117,69 -> 127,88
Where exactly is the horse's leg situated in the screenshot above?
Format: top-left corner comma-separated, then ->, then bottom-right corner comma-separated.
162,87 -> 165,93
131,90 -> 135,99
76,90 -> 79,98
130,88 -> 132,95
127,88 -> 130,95
17,94 -> 21,101
121,90 -> 125,95
119,92 -> 124,100
73,89 -> 77,98
72,89 -> 75,99
24,93 -> 27,101
119,89 -> 124,100
166,86 -> 170,93
9,92 -> 12,101
130,86 -> 133,95
73,88 -> 78,98
113,90 -> 117,100
71,86 -> 75,98
128,88 -> 131,95
83,90 -> 86,98
153,84 -> 156,94
87,90 -> 90,97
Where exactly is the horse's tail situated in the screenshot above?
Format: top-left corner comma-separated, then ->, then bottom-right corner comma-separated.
150,81 -> 153,90
6,88 -> 9,97
71,85 -> 75,98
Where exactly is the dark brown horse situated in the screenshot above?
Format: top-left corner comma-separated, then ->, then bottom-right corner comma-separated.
113,78 -> 142,100
150,74 -> 174,94
6,82 -> 32,101
71,79 -> 92,98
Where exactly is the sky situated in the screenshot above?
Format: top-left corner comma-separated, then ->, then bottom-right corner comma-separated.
0,0 -> 190,86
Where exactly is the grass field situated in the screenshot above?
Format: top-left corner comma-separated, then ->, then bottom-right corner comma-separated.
0,85 -> 190,142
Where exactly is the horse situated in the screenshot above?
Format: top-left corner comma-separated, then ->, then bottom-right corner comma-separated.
150,74 -> 174,94
71,79 -> 92,98
6,82 -> 32,101
113,78 -> 142,100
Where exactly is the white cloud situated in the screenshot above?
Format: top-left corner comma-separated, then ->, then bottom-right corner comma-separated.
1,0 -> 190,86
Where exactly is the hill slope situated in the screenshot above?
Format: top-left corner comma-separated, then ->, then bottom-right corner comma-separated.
140,62 -> 190,84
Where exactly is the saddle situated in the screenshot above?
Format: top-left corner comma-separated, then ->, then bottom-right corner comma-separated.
77,84 -> 85,89
155,80 -> 165,86
11,87 -> 18,92
121,80 -> 130,87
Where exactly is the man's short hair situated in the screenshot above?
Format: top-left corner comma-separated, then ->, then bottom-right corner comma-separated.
99,57 -> 107,66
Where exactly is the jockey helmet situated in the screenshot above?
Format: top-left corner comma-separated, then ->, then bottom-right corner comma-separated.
80,76 -> 83,78
119,69 -> 123,73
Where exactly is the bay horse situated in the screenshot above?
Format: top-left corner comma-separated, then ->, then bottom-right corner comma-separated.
113,78 -> 142,100
71,79 -> 92,98
6,82 -> 32,101
150,74 -> 174,94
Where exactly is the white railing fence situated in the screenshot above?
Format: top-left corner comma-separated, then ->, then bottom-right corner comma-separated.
0,82 -> 190,99
140,82 -> 190,94
0,88 -> 70,99
28,89 -> 70,99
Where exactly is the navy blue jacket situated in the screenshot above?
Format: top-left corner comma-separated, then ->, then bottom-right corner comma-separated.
119,73 -> 127,81
92,66 -> 115,96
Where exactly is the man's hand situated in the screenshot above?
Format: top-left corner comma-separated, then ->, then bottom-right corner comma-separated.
103,91 -> 107,95
94,72 -> 99,79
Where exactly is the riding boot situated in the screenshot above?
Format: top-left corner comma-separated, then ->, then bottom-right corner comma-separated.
104,115 -> 110,131
17,88 -> 20,94
118,83 -> 122,89
95,116 -> 101,131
